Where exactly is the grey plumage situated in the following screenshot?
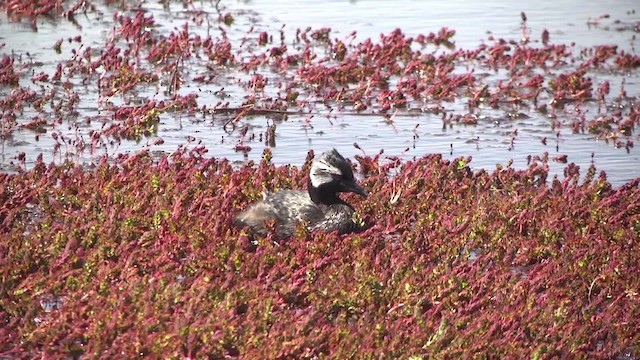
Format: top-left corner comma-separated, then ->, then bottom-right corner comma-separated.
234,149 -> 368,238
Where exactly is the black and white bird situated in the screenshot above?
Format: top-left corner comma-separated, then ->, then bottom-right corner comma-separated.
234,149 -> 368,238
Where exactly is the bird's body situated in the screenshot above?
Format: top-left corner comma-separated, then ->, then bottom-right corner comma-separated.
234,149 -> 368,238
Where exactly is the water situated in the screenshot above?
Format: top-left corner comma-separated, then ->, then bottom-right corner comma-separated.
249,0 -> 638,49
0,0 -> 638,185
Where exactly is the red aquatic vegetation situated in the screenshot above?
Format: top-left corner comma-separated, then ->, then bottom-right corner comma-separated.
1,3 -> 637,154
1,0 -> 89,31
247,73 -> 267,91
614,51 -> 640,69
549,69 -> 593,107
206,36 -> 235,66
2,0 -> 64,18
1,4 -> 640,355
258,31 -> 269,46
585,104 -> 638,148
0,55 -> 20,86
104,99 -> 162,140
414,27 -> 456,48
0,149 -> 639,358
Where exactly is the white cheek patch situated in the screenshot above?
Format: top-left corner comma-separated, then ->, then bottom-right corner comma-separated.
310,162 -> 340,187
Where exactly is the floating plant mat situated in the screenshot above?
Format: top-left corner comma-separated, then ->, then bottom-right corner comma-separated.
0,1 -> 639,185
1,149 -> 639,357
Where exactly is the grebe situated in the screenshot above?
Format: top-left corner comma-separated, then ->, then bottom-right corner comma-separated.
234,149 -> 368,237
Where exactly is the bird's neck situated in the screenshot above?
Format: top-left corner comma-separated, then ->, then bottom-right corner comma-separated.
308,178 -> 343,205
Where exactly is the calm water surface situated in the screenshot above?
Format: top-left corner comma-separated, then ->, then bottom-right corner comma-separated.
0,0 -> 638,185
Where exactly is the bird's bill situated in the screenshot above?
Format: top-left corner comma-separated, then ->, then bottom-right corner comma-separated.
342,181 -> 368,197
